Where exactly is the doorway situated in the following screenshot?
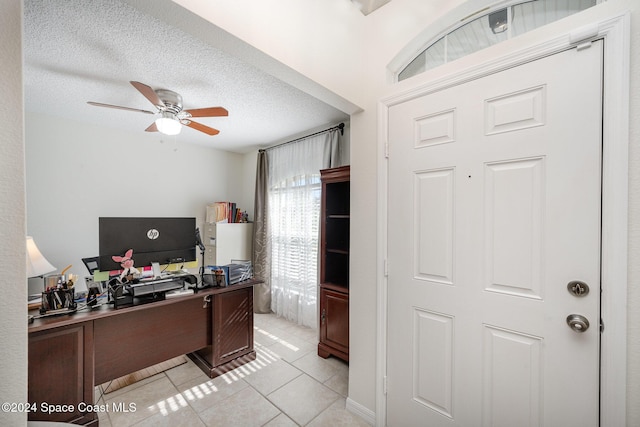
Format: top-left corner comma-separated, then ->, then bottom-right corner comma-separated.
387,41 -> 602,427
378,12 -> 629,427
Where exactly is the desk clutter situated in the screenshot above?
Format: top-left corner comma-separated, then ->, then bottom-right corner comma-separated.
105,261 -> 251,309
30,212 -> 254,318
41,288 -> 76,314
40,266 -> 78,315
108,272 -> 198,309
33,264 -> 253,314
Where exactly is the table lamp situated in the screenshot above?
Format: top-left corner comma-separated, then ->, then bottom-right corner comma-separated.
27,236 -> 56,323
26,236 -> 56,278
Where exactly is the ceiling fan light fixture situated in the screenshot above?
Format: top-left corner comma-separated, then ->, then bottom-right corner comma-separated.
155,112 -> 182,135
88,81 -> 226,136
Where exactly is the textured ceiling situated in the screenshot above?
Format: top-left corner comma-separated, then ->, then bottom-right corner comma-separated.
23,0 -> 350,153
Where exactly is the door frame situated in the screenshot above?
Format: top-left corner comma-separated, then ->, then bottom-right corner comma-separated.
376,10 -> 630,427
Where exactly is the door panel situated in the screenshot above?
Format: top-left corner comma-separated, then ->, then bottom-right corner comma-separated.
387,42 -> 603,426
484,157 -> 544,299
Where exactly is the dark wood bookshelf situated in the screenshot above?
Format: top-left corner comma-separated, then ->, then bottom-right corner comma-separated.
318,165 -> 349,362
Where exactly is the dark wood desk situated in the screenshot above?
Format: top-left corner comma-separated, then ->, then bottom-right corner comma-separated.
28,280 -> 259,425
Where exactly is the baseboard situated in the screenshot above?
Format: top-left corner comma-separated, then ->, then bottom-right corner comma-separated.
346,397 -> 376,426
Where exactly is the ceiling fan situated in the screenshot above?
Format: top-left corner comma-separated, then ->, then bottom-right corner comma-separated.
87,81 -> 228,136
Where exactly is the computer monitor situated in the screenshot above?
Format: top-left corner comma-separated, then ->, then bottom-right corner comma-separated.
98,217 -> 196,273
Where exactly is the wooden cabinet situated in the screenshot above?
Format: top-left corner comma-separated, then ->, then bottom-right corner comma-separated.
190,285 -> 256,377
318,165 -> 350,362
318,287 -> 349,360
28,323 -> 96,425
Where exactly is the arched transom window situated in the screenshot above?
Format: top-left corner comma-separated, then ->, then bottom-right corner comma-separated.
398,0 -> 598,82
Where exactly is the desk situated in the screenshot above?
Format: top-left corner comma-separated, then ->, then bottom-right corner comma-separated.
28,280 -> 259,425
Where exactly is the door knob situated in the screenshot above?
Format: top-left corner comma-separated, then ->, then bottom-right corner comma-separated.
566,314 -> 590,332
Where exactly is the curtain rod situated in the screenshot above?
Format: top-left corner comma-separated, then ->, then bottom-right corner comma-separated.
259,122 -> 344,152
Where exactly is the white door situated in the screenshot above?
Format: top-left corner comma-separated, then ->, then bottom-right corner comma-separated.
387,41 -> 603,426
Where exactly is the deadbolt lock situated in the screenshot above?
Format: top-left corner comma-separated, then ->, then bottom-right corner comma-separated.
567,280 -> 589,297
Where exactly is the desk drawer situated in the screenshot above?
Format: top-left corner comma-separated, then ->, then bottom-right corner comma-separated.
94,296 -> 209,384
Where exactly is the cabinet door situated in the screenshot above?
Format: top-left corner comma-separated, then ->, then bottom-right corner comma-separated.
28,323 -> 95,424
213,286 -> 254,365
319,287 -> 349,360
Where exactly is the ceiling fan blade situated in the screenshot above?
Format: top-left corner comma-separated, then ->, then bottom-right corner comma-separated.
184,107 -> 229,118
145,122 -> 158,132
87,101 -> 155,115
184,120 -> 220,136
130,81 -> 164,108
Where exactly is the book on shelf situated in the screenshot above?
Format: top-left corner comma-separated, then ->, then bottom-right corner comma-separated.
206,202 -> 247,223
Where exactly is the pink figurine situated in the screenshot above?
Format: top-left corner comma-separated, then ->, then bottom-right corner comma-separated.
112,249 -> 140,281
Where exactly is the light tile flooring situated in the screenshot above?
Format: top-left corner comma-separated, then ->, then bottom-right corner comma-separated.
95,312 -> 371,426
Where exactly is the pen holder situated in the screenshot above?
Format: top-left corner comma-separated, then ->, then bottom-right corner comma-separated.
40,288 -> 77,314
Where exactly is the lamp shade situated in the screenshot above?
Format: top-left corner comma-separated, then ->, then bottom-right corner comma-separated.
155,112 -> 182,136
26,236 -> 56,278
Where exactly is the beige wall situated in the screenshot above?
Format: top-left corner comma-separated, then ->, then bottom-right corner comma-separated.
0,1 -> 28,425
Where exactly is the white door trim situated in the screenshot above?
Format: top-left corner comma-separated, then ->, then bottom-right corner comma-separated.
376,11 -> 630,427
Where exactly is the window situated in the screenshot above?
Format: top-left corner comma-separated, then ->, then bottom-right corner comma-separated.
398,0 -> 597,82
265,128 -> 343,328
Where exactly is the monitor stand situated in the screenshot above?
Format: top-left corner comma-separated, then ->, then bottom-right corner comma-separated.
152,262 -> 162,278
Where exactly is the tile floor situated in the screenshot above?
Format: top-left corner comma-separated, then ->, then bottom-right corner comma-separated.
95,312 -> 371,426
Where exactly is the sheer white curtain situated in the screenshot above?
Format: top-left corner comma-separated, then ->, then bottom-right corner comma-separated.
267,130 -> 341,327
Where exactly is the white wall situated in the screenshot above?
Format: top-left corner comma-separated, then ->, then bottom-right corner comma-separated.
25,112 -> 249,290
0,1 -> 27,425
178,0 -> 640,424
173,0 -> 368,110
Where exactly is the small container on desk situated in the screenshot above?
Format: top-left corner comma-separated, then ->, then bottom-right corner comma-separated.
40,288 -> 76,315
230,260 -> 253,283
202,266 -> 228,287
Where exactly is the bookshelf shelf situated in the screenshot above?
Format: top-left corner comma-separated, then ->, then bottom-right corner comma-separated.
327,248 -> 349,255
